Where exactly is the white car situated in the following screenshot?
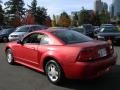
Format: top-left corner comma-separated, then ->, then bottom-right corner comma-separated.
9,25 -> 47,41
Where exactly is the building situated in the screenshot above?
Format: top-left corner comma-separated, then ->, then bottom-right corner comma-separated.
103,2 -> 108,12
112,0 -> 120,17
110,4 -> 114,17
95,0 -> 108,14
95,0 -> 103,14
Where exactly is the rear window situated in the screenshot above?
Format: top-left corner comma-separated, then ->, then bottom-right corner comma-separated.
52,30 -> 93,44
100,26 -> 119,33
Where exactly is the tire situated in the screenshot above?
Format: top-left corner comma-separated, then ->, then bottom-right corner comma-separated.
3,37 -> 8,42
45,60 -> 64,84
6,49 -> 14,65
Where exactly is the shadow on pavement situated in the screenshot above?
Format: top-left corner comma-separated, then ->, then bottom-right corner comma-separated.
59,65 -> 120,90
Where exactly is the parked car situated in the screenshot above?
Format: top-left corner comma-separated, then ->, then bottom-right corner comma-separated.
5,29 -> 117,84
100,24 -> 114,28
0,26 -> 13,30
97,26 -> 120,44
9,25 -> 47,41
80,24 -> 95,38
0,28 -> 15,42
70,27 -> 86,34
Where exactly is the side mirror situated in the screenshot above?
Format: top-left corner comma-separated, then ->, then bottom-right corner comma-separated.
17,40 -> 23,45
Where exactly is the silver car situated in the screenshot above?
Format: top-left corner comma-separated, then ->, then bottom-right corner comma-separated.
9,25 -> 47,41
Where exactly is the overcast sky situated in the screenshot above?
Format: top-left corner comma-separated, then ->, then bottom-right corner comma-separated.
3,0 -> 112,16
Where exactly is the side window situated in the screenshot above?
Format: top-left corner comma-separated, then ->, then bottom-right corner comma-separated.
40,35 -> 50,45
23,33 -> 42,44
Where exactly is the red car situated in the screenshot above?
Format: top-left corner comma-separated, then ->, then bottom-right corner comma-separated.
4,29 -> 117,84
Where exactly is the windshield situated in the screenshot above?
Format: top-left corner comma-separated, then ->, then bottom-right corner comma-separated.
52,30 -> 93,44
15,26 -> 29,32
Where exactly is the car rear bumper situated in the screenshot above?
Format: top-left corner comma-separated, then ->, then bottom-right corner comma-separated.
63,53 -> 117,80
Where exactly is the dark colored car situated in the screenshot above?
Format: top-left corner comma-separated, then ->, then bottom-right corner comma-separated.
81,24 -> 95,38
0,28 -> 15,42
5,29 -> 117,84
0,26 -> 13,30
97,26 -> 120,43
70,27 -> 85,34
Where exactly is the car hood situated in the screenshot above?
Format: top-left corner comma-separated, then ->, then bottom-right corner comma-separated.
9,32 -> 28,36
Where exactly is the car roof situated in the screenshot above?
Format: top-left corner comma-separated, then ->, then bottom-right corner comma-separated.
17,25 -> 47,28
33,28 -> 70,34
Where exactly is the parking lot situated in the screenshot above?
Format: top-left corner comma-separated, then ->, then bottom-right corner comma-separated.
0,43 -> 120,90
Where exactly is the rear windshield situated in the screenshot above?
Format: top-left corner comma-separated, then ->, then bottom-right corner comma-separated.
52,30 -> 93,44
100,26 -> 119,33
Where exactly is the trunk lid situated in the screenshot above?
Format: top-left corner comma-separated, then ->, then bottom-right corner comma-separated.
67,40 -> 112,61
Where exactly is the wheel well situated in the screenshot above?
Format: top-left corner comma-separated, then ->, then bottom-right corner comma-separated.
5,47 -> 10,52
43,56 -> 56,71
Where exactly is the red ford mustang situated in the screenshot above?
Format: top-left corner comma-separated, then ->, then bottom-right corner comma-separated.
4,29 -> 117,84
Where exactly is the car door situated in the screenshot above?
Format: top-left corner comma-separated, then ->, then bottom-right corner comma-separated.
14,33 -> 42,67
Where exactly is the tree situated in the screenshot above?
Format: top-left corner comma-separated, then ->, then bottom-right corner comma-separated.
93,13 -> 101,26
78,9 -> 90,25
99,10 -> 110,24
28,0 -> 37,15
23,10 -> 36,25
44,16 -> 52,27
28,0 -> 47,25
35,7 -> 47,24
4,0 -> 25,26
71,12 -> 78,26
0,1 -> 4,25
58,12 -> 71,27
52,15 -> 57,27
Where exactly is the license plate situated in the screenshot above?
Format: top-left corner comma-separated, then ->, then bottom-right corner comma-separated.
98,48 -> 107,57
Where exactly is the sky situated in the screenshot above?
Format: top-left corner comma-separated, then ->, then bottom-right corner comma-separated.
2,0 -> 112,16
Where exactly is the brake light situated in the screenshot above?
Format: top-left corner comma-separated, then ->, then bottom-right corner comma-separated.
109,44 -> 114,55
77,49 -> 93,62
107,39 -> 114,54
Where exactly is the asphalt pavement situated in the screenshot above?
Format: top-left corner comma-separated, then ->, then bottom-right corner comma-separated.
0,43 -> 120,90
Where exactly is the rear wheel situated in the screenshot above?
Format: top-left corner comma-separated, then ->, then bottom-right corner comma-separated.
3,37 -> 8,42
45,60 -> 64,84
6,49 -> 14,65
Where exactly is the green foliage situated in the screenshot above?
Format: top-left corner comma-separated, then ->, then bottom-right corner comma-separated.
72,13 -> 78,26
52,15 -> 57,27
99,10 -> 110,24
0,1 -> 4,25
4,0 -> 25,25
4,0 -> 25,15
78,9 -> 90,25
35,7 -> 47,24
58,12 -> 71,27
28,0 -> 37,15
28,0 -> 47,24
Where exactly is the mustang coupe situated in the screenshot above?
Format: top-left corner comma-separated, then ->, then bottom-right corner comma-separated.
4,29 -> 117,84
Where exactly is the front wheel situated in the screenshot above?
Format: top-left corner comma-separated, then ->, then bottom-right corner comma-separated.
6,49 -> 14,65
45,60 -> 64,84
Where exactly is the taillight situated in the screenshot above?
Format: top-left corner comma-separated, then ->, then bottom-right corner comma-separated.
77,49 -> 93,62
107,39 -> 114,55
109,44 -> 114,55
